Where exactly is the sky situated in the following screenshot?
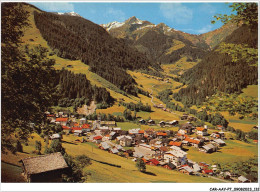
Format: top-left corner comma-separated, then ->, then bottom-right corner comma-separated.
30,2 -> 234,34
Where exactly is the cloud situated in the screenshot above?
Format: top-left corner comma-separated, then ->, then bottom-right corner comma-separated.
180,24 -> 213,34
160,3 -> 193,24
199,3 -> 216,15
196,24 -> 213,34
105,7 -> 126,22
32,2 -> 74,12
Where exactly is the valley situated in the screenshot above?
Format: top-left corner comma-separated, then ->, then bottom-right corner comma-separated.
1,2 -> 258,185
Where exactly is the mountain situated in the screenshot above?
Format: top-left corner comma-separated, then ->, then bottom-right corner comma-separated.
101,16 -> 238,65
174,24 -> 258,106
52,11 -> 82,17
33,12 -> 158,96
102,16 -> 209,64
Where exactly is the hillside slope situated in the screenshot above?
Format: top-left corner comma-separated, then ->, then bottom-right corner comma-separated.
174,24 -> 258,106
33,12 -> 158,95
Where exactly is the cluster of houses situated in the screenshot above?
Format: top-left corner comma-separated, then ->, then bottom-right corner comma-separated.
43,111 -> 256,182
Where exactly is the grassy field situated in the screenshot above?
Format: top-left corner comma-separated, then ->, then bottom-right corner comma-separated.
241,85 -> 258,98
186,139 -> 258,164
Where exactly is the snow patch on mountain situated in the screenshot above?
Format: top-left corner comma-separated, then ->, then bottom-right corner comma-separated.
101,21 -> 125,31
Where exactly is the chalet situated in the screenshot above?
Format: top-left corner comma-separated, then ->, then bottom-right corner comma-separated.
167,120 -> 179,126
81,124 -> 91,132
110,147 -> 119,154
196,127 -> 208,136
202,169 -> 213,175
148,158 -> 160,166
55,118 -> 68,126
109,132 -> 118,140
238,176 -> 249,183
213,139 -> 226,146
21,152 -> 68,182
144,129 -> 155,138
179,123 -> 194,135
210,132 -> 225,139
115,144 -> 124,151
179,165 -> 194,175
168,141 -> 182,149
202,144 -> 217,153
193,163 -> 201,173
93,135 -> 103,144
252,125 -> 258,130
74,130 -> 83,137
100,141 -> 110,150
148,119 -> 155,125
156,132 -> 167,139
184,137 -> 202,148
138,130 -> 145,135
163,162 -> 176,170
164,147 -> 187,166
139,119 -> 146,124
129,128 -> 140,135
118,136 -> 132,147
159,121 -> 166,127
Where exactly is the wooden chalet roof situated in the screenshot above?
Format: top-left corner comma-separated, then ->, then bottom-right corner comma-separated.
21,152 -> 68,175
55,118 -> 68,122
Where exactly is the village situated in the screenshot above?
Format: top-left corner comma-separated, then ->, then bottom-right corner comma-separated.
41,110 -> 254,183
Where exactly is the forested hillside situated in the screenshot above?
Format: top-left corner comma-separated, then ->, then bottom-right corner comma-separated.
174,24 -> 258,106
34,11 -> 157,95
55,69 -> 114,109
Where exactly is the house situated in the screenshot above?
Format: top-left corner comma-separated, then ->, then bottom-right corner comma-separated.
168,120 -> 179,126
184,137 -> 202,148
129,128 -> 140,135
139,119 -> 146,124
100,141 -> 111,150
81,124 -> 91,132
202,144 -> 217,153
187,116 -> 197,122
109,132 -> 118,140
179,123 -> 194,135
202,169 -> 213,175
110,148 -> 119,154
168,141 -> 182,149
74,130 -> 83,137
21,152 -> 68,182
147,119 -> 155,125
93,135 -> 103,144
163,162 -> 176,170
55,118 -> 68,126
179,165 -> 194,175
49,133 -> 61,140
164,147 -> 187,166
124,149 -> 134,157
148,158 -> 159,166
159,121 -> 166,127
216,125 -> 226,131
211,132 -> 225,139
115,144 -> 124,151
156,132 -> 167,139
118,136 -> 132,147
193,163 -> 201,173
238,176 -> 249,183
213,139 -> 226,146
196,127 -> 208,136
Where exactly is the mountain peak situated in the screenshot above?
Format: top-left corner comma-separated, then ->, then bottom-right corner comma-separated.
125,16 -> 143,25
52,11 -> 81,17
